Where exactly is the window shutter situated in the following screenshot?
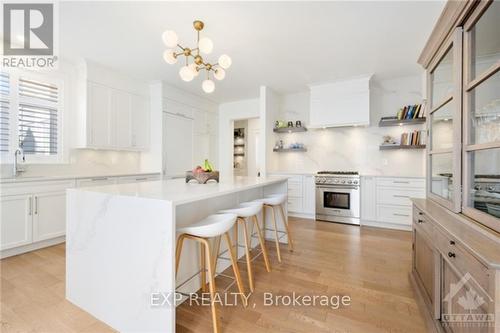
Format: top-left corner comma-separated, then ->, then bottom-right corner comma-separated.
18,77 -> 59,155
0,72 -> 9,153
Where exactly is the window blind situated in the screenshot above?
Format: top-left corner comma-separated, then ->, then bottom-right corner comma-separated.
0,72 -> 9,153
18,77 -> 59,155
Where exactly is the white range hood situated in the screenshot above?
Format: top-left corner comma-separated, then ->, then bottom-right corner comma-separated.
308,75 -> 372,128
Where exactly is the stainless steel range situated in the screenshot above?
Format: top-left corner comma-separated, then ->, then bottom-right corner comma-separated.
315,171 -> 361,225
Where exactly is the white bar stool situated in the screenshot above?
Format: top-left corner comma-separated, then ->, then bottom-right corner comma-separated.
254,193 -> 294,263
175,213 -> 246,333
217,202 -> 271,292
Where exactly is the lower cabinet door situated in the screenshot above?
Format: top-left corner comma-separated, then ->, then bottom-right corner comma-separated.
441,259 -> 490,333
1,194 -> 33,250
414,227 -> 438,316
33,191 -> 66,242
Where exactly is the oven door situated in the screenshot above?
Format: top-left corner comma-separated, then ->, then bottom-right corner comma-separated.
316,185 -> 360,218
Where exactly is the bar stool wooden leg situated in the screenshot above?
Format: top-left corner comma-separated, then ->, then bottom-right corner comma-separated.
223,232 -> 247,307
212,235 -> 222,278
201,238 -> 220,333
200,244 -> 207,292
175,234 -> 186,275
269,205 -> 282,263
278,204 -> 293,252
240,218 -> 255,292
252,215 -> 271,272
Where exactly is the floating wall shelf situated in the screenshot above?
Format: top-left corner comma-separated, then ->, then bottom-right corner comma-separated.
273,148 -> 307,152
378,118 -> 426,127
273,127 -> 308,133
379,145 -> 426,150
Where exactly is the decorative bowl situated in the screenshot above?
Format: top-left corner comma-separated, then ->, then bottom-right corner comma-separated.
185,171 -> 220,184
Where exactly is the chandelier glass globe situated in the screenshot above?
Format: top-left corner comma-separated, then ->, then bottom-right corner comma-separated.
198,37 -> 213,54
202,79 -> 215,93
163,49 -> 177,64
218,54 -> 232,69
214,68 -> 225,80
179,66 -> 194,82
162,30 -> 178,48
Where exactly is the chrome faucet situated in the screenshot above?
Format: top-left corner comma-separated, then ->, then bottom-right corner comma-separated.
13,147 -> 26,176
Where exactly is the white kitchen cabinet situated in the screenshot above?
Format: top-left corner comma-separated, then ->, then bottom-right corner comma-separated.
81,81 -> 150,151
88,82 -> 112,147
33,191 -> 66,241
112,89 -> 132,148
0,194 -> 32,250
361,176 -> 425,230
163,112 -> 193,177
361,176 -> 377,221
116,174 -> 161,184
270,173 -> 315,219
131,95 -> 150,149
164,99 -> 193,119
309,75 -> 371,128
193,109 -> 208,135
76,177 -> 117,188
303,175 -> 316,214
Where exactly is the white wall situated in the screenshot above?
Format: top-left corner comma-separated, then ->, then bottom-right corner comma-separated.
218,98 -> 260,177
270,75 -> 426,176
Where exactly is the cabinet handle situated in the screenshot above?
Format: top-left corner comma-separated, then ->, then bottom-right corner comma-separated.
417,219 -> 424,224
393,195 -> 410,198
448,252 -> 456,258
393,213 -> 409,217
393,181 -> 410,184
135,177 -> 148,181
35,196 -> 38,215
91,177 -> 108,181
449,240 -> 455,245
29,197 -> 32,215
418,212 -> 424,216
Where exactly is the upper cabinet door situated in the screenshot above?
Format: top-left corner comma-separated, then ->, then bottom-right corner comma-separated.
427,28 -> 463,213
112,89 -> 132,149
462,1 -> 500,232
88,82 -> 112,147
131,94 -> 150,150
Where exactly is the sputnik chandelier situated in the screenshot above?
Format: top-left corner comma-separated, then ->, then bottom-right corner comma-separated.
162,20 -> 232,93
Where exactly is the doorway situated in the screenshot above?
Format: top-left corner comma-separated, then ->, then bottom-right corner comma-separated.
233,118 -> 260,177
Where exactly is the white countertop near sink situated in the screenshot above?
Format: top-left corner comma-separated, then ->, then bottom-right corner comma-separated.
0,171 -> 161,184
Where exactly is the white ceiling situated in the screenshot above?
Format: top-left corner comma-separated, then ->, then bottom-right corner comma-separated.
60,1 -> 445,103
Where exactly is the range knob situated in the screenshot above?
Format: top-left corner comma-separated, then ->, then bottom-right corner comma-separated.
341,180 -> 346,184
347,180 -> 352,184
353,180 -> 359,184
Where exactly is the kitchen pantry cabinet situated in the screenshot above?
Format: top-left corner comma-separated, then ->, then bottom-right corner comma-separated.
85,82 -> 150,151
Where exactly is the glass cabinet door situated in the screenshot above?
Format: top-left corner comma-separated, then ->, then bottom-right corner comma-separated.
462,1 -> 500,232
427,28 -> 462,212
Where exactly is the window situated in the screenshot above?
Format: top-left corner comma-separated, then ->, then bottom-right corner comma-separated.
18,77 -> 59,156
0,70 -> 63,162
0,72 -> 9,153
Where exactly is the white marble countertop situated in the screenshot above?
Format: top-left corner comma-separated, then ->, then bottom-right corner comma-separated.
70,176 -> 288,206
0,171 -> 161,184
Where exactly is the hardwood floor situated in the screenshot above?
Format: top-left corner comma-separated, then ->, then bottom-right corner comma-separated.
1,218 -> 427,333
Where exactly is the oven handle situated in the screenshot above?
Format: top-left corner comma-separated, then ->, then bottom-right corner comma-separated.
316,185 -> 359,190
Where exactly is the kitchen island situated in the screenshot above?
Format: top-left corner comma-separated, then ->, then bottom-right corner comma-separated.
66,176 -> 288,332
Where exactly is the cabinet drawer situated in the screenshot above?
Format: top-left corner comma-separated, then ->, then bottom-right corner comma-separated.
377,188 -> 425,206
287,196 -> 303,213
288,181 -> 303,197
413,209 -> 434,238
117,174 -> 160,184
376,177 -> 425,189
1,179 -> 75,196
76,177 -> 117,187
436,229 -> 490,291
376,205 -> 412,225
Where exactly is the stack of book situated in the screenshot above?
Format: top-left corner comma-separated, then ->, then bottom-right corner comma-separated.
397,104 -> 425,120
401,130 -> 426,146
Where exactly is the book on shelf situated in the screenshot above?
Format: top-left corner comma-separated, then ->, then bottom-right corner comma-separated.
396,103 -> 425,120
399,130 -> 426,146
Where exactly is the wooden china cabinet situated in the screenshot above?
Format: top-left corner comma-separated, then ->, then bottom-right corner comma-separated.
411,1 -> 500,332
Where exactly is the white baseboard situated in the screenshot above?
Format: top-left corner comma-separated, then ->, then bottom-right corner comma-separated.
1,236 -> 66,259
288,212 -> 315,220
361,220 -> 411,231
